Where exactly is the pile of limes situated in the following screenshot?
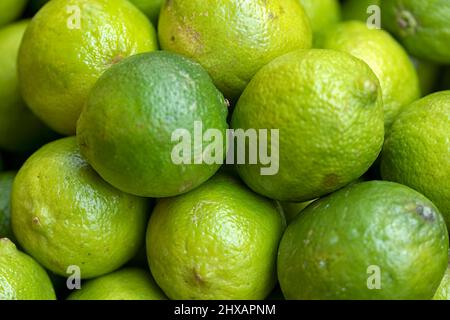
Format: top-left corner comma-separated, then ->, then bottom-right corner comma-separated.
0,0 -> 449,300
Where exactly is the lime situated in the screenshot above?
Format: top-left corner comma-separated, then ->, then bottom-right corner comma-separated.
381,0 -> 450,63
0,238 -> 56,300
11,137 -> 149,279
67,268 -> 166,300
158,0 -> 312,100
342,0 -> 379,22
280,200 -> 315,224
147,174 -> 285,300
317,21 -> 420,129
410,57 -> 440,96
0,171 -> 16,241
232,49 -> 384,202
298,0 -> 341,36
434,257 -> 450,300
0,21 -> 55,152
129,0 -> 163,25
381,91 -> 450,229
18,0 -> 158,135
0,0 -> 27,27
77,51 -> 228,198
278,181 -> 449,300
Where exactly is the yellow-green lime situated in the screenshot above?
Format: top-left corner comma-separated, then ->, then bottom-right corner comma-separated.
158,0 -> 312,100
298,0 -> 341,36
77,51 -> 228,198
67,268 -> 166,300
0,171 -> 16,241
11,137 -> 149,279
278,181 -> 449,300
0,238 -> 56,300
433,251 -> 450,300
0,0 -> 27,27
381,0 -> 450,63
317,21 -> 420,130
381,91 -> 450,229
232,49 -> 384,202
0,21 -> 55,152
147,174 -> 285,300
18,0 -> 158,135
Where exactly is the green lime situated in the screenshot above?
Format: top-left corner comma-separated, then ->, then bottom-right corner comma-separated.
342,0 -> 379,22
18,0 -> 158,135
11,137 -> 149,279
232,49 -> 384,202
0,21 -> 55,152
0,238 -> 56,300
77,51 -> 228,198
129,0 -> 163,25
298,0 -> 341,36
67,268 -> 166,300
381,91 -> 450,229
410,57 -> 440,96
158,0 -> 312,100
147,174 -> 285,300
381,0 -> 450,63
280,200 -> 315,224
317,21 -> 420,130
0,0 -> 27,27
278,181 -> 449,300
434,258 -> 450,300
0,171 -> 16,241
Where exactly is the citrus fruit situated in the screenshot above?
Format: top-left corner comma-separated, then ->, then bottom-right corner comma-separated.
158,0 -> 312,99
381,91 -> 450,229
434,259 -> 450,300
0,0 -> 27,27
381,0 -> 450,63
67,268 -> 166,300
0,21 -> 55,152
11,137 -> 149,279
298,0 -> 341,35
129,0 -> 163,25
77,51 -> 229,198
231,49 -> 384,202
317,21 -> 420,129
147,174 -> 285,300
411,57 -> 439,96
18,0 -> 158,135
342,0 -> 379,22
280,200 -> 315,224
278,181 -> 449,300
0,238 -> 56,300
0,171 -> 16,241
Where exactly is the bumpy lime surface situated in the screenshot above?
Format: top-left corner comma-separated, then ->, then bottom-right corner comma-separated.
317,21 -> 420,130
0,238 -> 56,300
298,0 -> 340,35
11,137 -> 149,279
158,0 -> 312,99
147,174 -> 285,300
129,0 -> 163,24
0,21 -> 55,152
381,91 -> 450,229
67,268 -> 166,300
77,51 -> 228,198
278,181 -> 449,300
232,49 -> 384,202
0,172 -> 16,241
381,0 -> 450,63
342,0 -> 379,22
18,0 -> 158,135
0,0 -> 27,27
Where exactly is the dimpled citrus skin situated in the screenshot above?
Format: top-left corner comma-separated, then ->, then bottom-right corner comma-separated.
298,0 -> 340,35
147,174 -> 285,300
232,49 -> 384,202
18,0 -> 158,135
0,0 -> 27,27
129,0 -> 164,24
158,0 -> 312,100
67,268 -> 166,300
0,21 -> 55,152
278,181 -> 449,300
11,137 -> 149,279
381,0 -> 450,64
381,91 -> 450,229
0,238 -> 56,300
77,51 -> 228,198
317,21 -> 420,130
0,172 -> 16,241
